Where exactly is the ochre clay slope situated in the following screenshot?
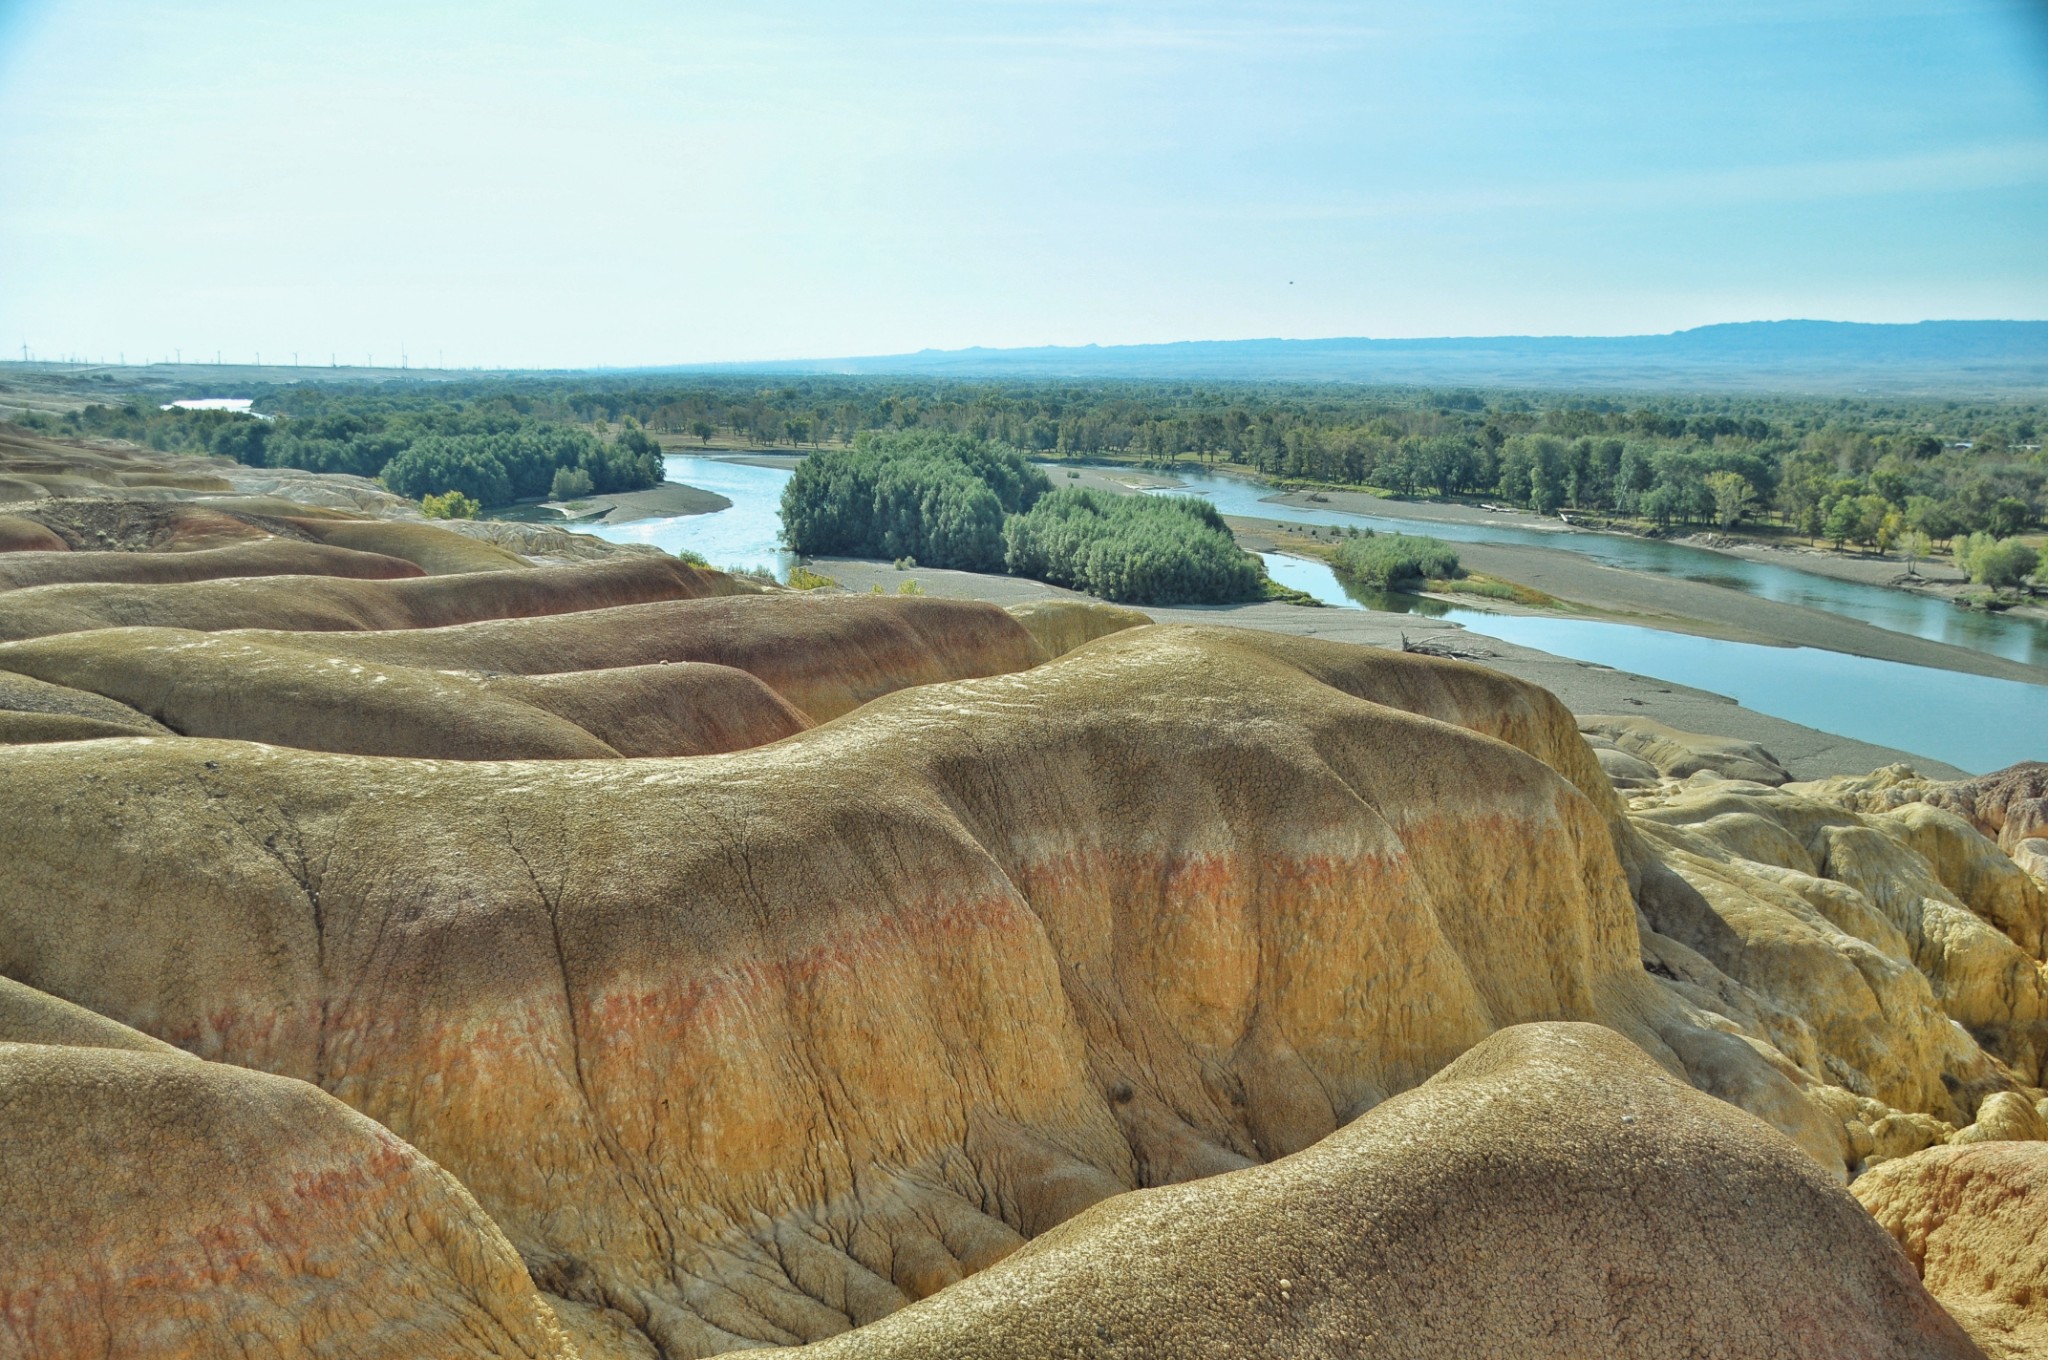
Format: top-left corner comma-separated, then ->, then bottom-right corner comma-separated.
0,624 -> 1873,1355
0,668 -> 168,745
480,664 -> 814,757
0,515 -> 68,551
1932,762 -> 2048,855
2,428 -> 2042,1359
1857,1139 -> 2048,1359
1628,774 -> 2048,1104
282,515 -> 539,574
0,537 -> 428,591
0,554 -> 741,640
776,1024 -> 1981,1360
1580,713 -> 1794,784
0,595 -> 1053,756
0,1039 -> 577,1360
0,973 -> 183,1056
1002,598 -> 1151,658
234,593 -> 1053,721
0,626 -> 824,759
0,427 -> 238,500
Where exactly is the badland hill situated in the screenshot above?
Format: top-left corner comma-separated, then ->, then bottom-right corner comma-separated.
1,427 -> 2045,1358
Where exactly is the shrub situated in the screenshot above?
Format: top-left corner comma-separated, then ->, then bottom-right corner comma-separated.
551,466 -> 594,500
1332,530 -> 1460,586
420,489 -> 481,520
787,565 -> 838,591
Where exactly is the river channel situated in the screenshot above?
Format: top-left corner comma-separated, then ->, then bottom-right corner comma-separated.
581,453 -> 2040,773
1151,468 -> 2048,671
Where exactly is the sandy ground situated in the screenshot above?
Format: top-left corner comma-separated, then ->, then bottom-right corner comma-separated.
577,482 -> 730,523
1265,484 -> 1574,533
808,555 -> 1973,781
720,453 -> 804,471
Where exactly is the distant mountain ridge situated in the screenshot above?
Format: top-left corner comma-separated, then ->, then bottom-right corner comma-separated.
663,320 -> 2048,393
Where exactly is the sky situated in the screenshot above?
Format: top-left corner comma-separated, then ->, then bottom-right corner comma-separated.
1,0 -> 2045,367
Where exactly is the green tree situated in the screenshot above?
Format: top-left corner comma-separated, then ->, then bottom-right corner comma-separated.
1989,497 -> 2031,537
1822,497 -> 1859,550
1703,471 -> 1755,530
1963,536 -> 2041,587
1897,529 -> 1930,578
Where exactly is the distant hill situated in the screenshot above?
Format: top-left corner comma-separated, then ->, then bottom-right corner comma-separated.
668,320 -> 2048,394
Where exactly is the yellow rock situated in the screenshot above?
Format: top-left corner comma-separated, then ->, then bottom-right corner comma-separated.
1857,1140 -> 2048,1358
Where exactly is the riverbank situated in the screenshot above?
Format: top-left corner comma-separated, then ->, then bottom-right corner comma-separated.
804,554 -> 1974,780
578,481 -> 731,523
1684,534 -> 2048,623
1262,480 -> 2048,627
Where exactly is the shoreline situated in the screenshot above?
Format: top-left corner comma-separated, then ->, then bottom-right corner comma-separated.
1251,478 -> 2047,626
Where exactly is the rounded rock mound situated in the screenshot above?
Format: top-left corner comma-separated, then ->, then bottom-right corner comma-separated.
776,1023 -> 1980,1360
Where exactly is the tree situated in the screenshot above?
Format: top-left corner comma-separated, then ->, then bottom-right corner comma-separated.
551,466 -> 594,500
691,420 -> 715,445
1822,497 -> 1859,551
1963,536 -> 2041,588
1897,530 -> 1930,578
1989,497 -> 2031,538
1703,471 -> 1755,530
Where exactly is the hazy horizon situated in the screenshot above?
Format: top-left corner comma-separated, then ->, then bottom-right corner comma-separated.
4,1 -> 2046,368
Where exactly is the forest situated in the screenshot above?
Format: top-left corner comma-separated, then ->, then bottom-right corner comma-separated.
782,432 -> 1265,604
13,372 -> 2043,553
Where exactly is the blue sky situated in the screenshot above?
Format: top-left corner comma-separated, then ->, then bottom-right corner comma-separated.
1,0 -> 2044,366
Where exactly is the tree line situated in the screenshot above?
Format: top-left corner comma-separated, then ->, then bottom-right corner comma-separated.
17,373 -> 2042,544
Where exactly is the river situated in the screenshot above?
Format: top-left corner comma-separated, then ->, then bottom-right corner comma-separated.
578,455 -> 796,577
1149,468 -> 2048,671
1261,551 -> 2044,775
575,453 -> 2039,773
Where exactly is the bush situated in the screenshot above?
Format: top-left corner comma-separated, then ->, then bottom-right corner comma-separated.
1001,488 -> 1264,604
1332,530 -> 1460,586
787,566 -> 838,591
420,489 -> 481,520
551,466 -> 595,500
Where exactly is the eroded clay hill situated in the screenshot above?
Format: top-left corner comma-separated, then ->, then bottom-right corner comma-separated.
2,431 -> 2045,1359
